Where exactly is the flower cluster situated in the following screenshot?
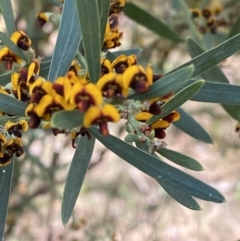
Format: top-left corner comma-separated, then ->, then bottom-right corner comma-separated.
0,120 -> 27,166
0,0 -> 181,165
0,30 -> 34,70
191,5 -> 231,34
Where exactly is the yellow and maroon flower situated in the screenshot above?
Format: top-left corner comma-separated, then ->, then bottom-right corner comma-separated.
52,76 -> 73,102
0,137 -> 24,166
109,0 -> 127,15
103,20 -> 123,49
0,46 -> 25,70
122,64 -> 153,93
34,94 -> 75,121
83,104 -> 120,135
70,83 -> 103,111
37,12 -> 50,26
5,120 -> 28,138
29,78 -> 56,104
135,111 -> 179,139
68,60 -> 82,77
11,30 -> 31,51
97,72 -> 127,98
101,58 -> 113,76
112,54 -> 137,74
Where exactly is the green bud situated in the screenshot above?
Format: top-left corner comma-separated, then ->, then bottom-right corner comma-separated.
148,129 -> 155,140
125,122 -> 134,133
124,133 -> 139,142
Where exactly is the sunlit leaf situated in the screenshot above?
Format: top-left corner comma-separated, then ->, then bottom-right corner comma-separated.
228,15 -> 240,38
173,108 -> 213,144
98,0 -> 111,45
62,136 -> 95,225
0,31 -> 27,61
170,34 -> 240,78
50,109 -> 84,129
0,93 -> 27,116
106,48 -> 142,61
189,80 -> 240,105
130,65 -> 194,101
90,127 -> 225,203
0,157 -> 14,241
157,148 -> 204,171
48,1 -> 81,81
123,2 -> 183,42
147,80 -> 204,125
159,182 -> 202,210
187,37 -> 240,121
0,0 -> 16,35
75,0 -> 101,83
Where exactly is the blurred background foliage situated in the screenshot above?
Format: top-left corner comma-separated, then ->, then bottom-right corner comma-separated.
0,0 -> 240,240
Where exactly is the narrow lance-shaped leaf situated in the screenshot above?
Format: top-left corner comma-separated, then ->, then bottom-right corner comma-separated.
188,80 -> 240,105
106,48 -> 142,62
75,0 -> 101,83
159,182 -> 202,210
157,148 -> 204,171
130,65 -> 194,101
61,136 -> 95,225
0,71 -> 14,85
169,33 -> 240,78
98,0 -> 111,45
173,107 -> 213,144
123,2 -> 183,43
147,80 -> 204,125
50,109 -> 84,129
0,31 -> 28,61
48,0 -> 81,81
0,157 -> 14,241
187,37 -> 240,121
228,15 -> 240,38
176,0 -> 203,47
0,93 -> 27,116
0,0 -> 16,35
90,127 -> 225,203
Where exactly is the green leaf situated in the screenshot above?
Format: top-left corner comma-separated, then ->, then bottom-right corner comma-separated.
75,0 -> 101,83
157,148 -> 204,171
130,65 -> 194,101
147,80 -> 204,125
0,31 -> 28,61
123,2 -> 183,43
0,116 -> 28,126
106,48 -> 143,62
0,157 -> 14,240
159,182 -> 202,210
61,136 -> 95,225
40,59 -> 51,78
0,71 -> 13,85
173,107 -> 213,144
176,0 -> 203,47
50,109 -> 84,129
0,0 -> 16,35
48,1 -> 81,81
98,0 -> 111,45
0,93 -> 27,116
228,15 -> 240,38
90,127 -> 225,203
189,80 -> 240,105
170,33 -> 240,78
187,37 -> 240,121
